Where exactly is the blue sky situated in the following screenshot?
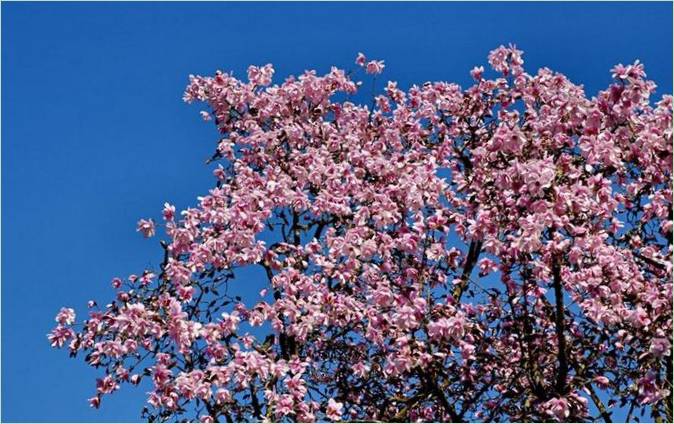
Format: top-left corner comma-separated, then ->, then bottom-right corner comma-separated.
2,2 -> 672,422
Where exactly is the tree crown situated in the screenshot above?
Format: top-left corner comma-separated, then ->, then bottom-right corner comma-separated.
50,46 -> 673,423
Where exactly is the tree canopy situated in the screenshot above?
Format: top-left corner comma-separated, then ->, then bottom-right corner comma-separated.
50,46 -> 672,423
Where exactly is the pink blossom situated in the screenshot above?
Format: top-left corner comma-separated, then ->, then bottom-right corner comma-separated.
215,388 -> 232,404
276,394 -> 295,417
365,60 -> 385,75
637,371 -> 663,404
136,218 -> 155,238
247,64 -> 274,86
649,337 -> 670,357
470,66 -> 484,81
326,398 -> 343,421
111,277 -> 122,289
213,164 -> 226,181
478,258 -> 498,277
163,203 -> 176,221
47,326 -> 74,348
55,307 -> 76,325
96,375 -> 119,394
542,397 -> 570,421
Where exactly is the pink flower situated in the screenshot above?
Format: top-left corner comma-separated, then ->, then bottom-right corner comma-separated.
139,271 -> 156,286
628,307 -> 651,328
355,52 -> 366,66
47,326 -> 74,348
136,218 -> 155,238
163,203 -> 176,221
611,60 -> 645,80
649,337 -> 670,357
478,258 -> 498,277
215,388 -> 232,404
487,44 -> 524,75
365,60 -> 385,75
165,259 -> 192,286
96,375 -> 119,394
55,307 -> 76,325
213,164 -> 227,181
326,398 -> 343,421
427,317 -> 465,341
116,366 -> 129,381
470,66 -> 484,81
111,277 -> 122,288
488,46 -> 510,74
247,64 -> 274,86
637,371 -> 663,405
276,394 -> 295,417
177,284 -> 195,302
543,397 -> 570,421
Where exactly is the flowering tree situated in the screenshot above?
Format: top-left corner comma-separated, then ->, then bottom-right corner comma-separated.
50,46 -> 672,423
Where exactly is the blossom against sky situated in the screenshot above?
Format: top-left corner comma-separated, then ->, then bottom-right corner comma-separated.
2,2 -> 672,422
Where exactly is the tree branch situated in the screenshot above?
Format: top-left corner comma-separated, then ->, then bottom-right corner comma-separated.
551,255 -> 568,395
587,384 -> 612,423
452,239 -> 483,301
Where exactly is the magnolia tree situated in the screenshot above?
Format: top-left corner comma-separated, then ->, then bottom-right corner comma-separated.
50,46 -> 673,423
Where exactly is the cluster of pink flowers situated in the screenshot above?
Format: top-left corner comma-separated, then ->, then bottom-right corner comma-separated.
50,46 -> 672,422
355,52 -> 385,75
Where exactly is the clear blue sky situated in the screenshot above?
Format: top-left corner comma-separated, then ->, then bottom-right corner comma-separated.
2,2 -> 672,422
